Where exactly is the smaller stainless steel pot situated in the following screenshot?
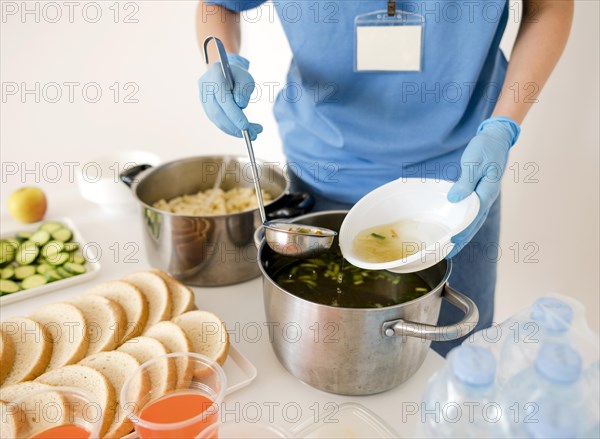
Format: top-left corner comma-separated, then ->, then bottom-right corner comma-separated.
258,211 -> 479,395
121,155 -> 314,286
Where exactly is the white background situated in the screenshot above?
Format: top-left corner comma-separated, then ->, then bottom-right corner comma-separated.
1,1 -> 598,330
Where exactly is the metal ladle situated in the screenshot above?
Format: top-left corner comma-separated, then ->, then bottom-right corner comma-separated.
203,36 -> 336,258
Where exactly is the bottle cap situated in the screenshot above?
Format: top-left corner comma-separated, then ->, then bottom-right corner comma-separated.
535,342 -> 581,383
530,297 -> 573,333
450,345 -> 496,387
525,396 -> 579,438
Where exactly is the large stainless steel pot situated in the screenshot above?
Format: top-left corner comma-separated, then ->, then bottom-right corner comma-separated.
121,155 -> 313,286
258,211 -> 479,395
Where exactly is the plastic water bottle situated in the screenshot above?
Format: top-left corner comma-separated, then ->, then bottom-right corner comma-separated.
503,342 -> 591,437
510,396 -> 583,438
582,361 -> 600,438
497,297 -> 574,386
422,345 -> 509,438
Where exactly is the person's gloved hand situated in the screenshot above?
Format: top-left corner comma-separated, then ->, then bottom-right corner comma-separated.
446,116 -> 521,258
198,53 -> 263,140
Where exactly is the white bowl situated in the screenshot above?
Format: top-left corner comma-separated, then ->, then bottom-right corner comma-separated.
339,178 -> 480,273
76,150 -> 160,211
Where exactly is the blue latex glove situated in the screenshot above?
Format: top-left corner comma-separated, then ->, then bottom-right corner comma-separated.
447,116 -> 521,258
198,53 -> 263,140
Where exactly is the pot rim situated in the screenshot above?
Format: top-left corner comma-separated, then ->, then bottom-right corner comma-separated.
128,154 -> 290,220
258,210 -> 453,312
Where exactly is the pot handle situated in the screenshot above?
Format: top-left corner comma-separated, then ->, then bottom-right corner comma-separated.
265,192 -> 315,220
120,164 -> 153,188
382,284 -> 479,341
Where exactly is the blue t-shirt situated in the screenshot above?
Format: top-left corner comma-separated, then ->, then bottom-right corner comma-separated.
206,1 -> 510,203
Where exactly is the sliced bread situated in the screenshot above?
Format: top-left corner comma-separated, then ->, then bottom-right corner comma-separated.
122,272 -> 171,327
117,336 -> 176,395
70,296 -> 127,355
0,382 -> 66,439
30,303 -> 89,371
172,311 -> 229,366
0,381 -> 52,403
83,281 -> 149,342
150,269 -> 195,317
0,318 -> 52,386
0,329 -> 16,386
0,400 -> 18,439
144,321 -> 193,388
36,365 -> 116,437
79,351 -> 149,439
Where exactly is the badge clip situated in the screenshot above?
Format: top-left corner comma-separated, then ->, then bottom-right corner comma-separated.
387,0 -> 396,17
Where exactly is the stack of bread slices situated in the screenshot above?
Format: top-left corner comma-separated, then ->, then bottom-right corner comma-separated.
0,269 -> 229,438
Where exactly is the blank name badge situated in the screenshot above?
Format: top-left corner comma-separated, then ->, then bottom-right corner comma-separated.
355,10 -> 424,72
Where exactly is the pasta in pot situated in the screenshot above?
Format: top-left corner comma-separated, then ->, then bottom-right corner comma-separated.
153,187 -> 273,216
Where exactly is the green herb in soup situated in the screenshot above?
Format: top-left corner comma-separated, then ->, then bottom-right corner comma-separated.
273,247 -> 430,308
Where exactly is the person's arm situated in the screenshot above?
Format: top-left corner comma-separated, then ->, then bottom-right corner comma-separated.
195,1 -> 263,140
196,1 -> 241,62
447,0 -> 574,258
493,0 -> 574,124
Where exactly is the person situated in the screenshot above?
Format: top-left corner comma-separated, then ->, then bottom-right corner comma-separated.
196,0 -> 573,356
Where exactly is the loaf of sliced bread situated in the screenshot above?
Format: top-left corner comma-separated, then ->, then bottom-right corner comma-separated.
117,336 -> 176,395
0,329 -> 15,386
144,321 -> 193,388
36,365 -> 116,437
123,272 -> 172,326
30,303 -> 89,371
83,281 -> 149,342
70,296 -> 127,355
79,351 -> 149,438
150,269 -> 195,317
0,382 -> 65,439
0,318 -> 52,386
172,311 -> 229,366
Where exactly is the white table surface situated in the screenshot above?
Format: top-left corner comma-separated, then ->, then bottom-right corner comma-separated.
0,189 -> 445,437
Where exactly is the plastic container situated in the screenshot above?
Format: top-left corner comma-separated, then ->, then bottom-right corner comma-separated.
292,402 -> 398,438
197,422 -> 291,438
422,345 -> 509,438
497,297 -> 574,386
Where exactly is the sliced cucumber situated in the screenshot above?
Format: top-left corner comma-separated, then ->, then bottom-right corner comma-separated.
73,255 -> 86,265
14,265 -> 37,280
21,274 -> 48,289
41,241 -> 65,259
43,270 -> 62,282
0,241 -> 16,266
0,279 -> 20,294
15,241 -> 39,265
46,252 -> 70,266
39,222 -> 64,233
63,262 -> 86,275
15,232 -> 32,242
1,267 -> 15,280
63,242 -> 79,252
51,228 -> 73,243
5,239 -> 20,249
30,230 -> 51,246
56,267 -> 74,278
36,263 -> 53,274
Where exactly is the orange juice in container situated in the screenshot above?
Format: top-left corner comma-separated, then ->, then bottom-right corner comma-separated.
121,353 -> 226,439
4,386 -> 103,439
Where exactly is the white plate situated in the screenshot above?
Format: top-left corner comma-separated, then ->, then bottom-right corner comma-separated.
340,178 -> 480,273
0,217 -> 101,306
